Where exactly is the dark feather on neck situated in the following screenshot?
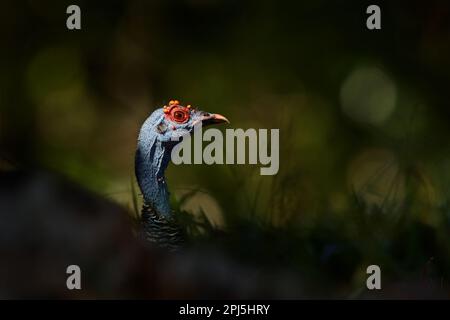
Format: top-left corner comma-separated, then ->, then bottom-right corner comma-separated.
139,203 -> 185,251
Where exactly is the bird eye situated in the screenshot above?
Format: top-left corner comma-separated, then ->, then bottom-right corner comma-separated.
169,108 -> 189,123
174,111 -> 184,120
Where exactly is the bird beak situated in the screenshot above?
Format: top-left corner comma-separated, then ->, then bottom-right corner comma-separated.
201,113 -> 230,127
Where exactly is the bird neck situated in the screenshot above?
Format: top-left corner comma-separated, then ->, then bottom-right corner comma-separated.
135,122 -> 174,219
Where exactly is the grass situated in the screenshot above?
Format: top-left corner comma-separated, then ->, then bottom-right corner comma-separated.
128,157 -> 450,298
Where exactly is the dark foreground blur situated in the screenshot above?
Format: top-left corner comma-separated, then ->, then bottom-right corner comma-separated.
0,169 -> 448,299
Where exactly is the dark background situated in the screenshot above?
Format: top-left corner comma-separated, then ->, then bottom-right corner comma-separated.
1,0 -> 450,298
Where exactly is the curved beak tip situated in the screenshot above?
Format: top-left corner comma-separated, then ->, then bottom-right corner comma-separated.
213,114 -> 230,124
202,113 -> 230,126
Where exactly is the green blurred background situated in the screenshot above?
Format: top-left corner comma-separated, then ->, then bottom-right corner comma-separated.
1,0 -> 450,297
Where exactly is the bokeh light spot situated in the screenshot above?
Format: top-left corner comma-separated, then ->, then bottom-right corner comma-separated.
177,188 -> 225,227
340,66 -> 397,126
347,148 -> 405,211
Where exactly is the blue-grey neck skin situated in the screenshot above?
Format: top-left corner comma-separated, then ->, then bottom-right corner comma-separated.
135,106 -> 222,219
135,111 -> 175,219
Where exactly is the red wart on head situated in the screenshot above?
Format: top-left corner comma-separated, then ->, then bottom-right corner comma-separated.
163,99 -> 229,126
163,99 -> 192,124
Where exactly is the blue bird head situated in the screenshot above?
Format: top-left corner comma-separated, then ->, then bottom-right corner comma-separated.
148,100 -> 229,144
135,100 -> 229,218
